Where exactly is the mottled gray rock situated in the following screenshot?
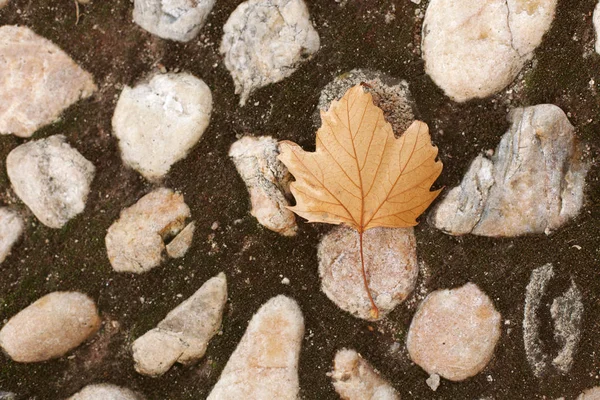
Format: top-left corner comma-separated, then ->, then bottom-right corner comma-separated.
229,136 -> 297,236
0,26 -> 96,137
220,0 -> 320,105
133,0 -> 215,42
595,2 -> 600,54
112,73 -> 212,181
422,0 -> 557,101
0,208 -> 23,264
133,273 -> 227,376
551,280 -> 583,373
578,387 -> 600,400
7,135 -> 96,229
68,384 -> 145,400
165,221 -> 195,258
432,105 -> 588,237
0,292 -> 101,362
207,295 -> 304,400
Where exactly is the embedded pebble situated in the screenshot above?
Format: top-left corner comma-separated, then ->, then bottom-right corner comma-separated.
165,221 -> 195,258
220,0 -> 320,105
0,26 -> 96,137
7,135 -> 96,229
578,387 -> 600,400
112,73 -> 212,181
132,273 -> 227,376
426,373 -> 440,391
431,105 -> 588,237
207,295 -> 304,399
550,280 -> 583,373
422,0 -> 557,101
105,188 -> 192,273
0,208 -> 23,264
0,292 -> 101,362
595,2 -> 600,54
0,393 -> 15,400
0,0 -> 7,8
68,384 -> 145,400
406,283 -> 501,381
229,136 -> 297,236
318,226 -> 417,321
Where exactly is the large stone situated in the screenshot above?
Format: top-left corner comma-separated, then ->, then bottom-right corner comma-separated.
220,0 -> 320,106
578,387 -> 600,400
422,0 -> 557,101
106,188 -> 192,273
431,105 -> 588,237
112,73 -> 212,181
0,292 -> 101,362
68,384 -> 145,400
595,2 -> 600,55
7,135 -> 96,229
406,283 -> 501,381
133,273 -> 227,376
229,136 -> 297,236
133,0 -> 216,42
0,26 -> 96,137
0,208 -> 23,264
207,295 -> 304,400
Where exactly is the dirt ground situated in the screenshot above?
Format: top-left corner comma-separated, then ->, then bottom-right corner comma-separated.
0,0 -> 599,399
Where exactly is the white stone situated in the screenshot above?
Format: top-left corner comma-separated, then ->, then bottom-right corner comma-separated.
106,188 -> 192,273
165,221 -> 195,258
594,2 -> 600,54
68,384 -> 145,400
578,387 -> 600,400
426,373 -> 440,391
7,135 -> 96,229
220,0 -> 320,106
422,0 -> 557,101
132,273 -> 227,376
207,295 -> 304,400
0,26 -> 96,137
318,226 -> 417,321
431,105 -> 588,237
229,136 -> 297,236
0,292 -> 101,362
133,0 -> 215,42
0,208 -> 23,264
112,73 -> 212,180
331,349 -> 399,400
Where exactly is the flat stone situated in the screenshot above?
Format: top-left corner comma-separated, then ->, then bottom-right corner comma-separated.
407,283 -> 501,381
112,73 -> 212,181
106,188 -> 192,273
318,226 -> 418,321
422,0 -> 557,101
68,384 -> 145,400
220,0 -> 320,105
165,221 -> 195,258
0,291 -> 101,362
7,135 -> 96,229
207,295 -> 304,400
0,208 -> 23,264
431,105 -> 588,237
0,26 -> 96,137
229,136 -> 297,236
133,0 -> 215,42
595,2 -> 600,55
578,387 -> 600,400
132,273 -> 227,376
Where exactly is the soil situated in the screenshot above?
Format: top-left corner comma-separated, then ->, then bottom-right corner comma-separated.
0,0 -> 599,399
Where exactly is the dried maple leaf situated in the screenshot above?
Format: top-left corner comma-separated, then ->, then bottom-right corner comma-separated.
278,84 -> 443,318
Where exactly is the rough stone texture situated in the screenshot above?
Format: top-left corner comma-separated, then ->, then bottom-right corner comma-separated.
105,188 -> 192,273
68,384 -> 145,400
406,283 -> 501,381
431,105 -> 588,237
6,135 -> 96,229
207,295 -> 304,400
422,0 -> 557,101
220,0 -> 320,106
132,273 -> 227,376
0,292 -> 101,363
165,221 -> 195,258
0,26 -> 96,137
595,2 -> 600,55
318,226 -> 417,321
133,0 -> 216,42
0,393 -> 15,400
331,349 -> 400,400
112,73 -> 212,181
578,387 -> 600,400
0,208 -> 23,264
550,280 -> 583,373
229,136 -> 297,236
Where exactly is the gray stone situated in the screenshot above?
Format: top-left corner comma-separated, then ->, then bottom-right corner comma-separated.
595,2 -> 600,55
550,280 -> 583,373
68,384 -> 145,400
426,373 -> 440,391
0,208 -> 23,264
165,221 -> 195,258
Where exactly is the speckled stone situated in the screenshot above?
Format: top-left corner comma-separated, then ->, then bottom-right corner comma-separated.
68,384 -> 145,400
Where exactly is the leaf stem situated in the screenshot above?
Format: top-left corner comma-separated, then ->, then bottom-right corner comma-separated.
359,231 -> 379,319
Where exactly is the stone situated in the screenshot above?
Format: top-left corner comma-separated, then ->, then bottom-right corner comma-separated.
406,283 -> 501,381
550,280 -> 583,373
132,273 -> 227,376
68,384 -> 145,400
595,2 -> 600,55
0,208 -> 23,264
220,0 -> 320,106
0,0 -> 7,8
207,295 -> 304,400
318,226 -> 417,321
112,73 -> 212,181
578,387 -> 600,400
431,105 -> 588,237
426,373 -> 440,391
422,0 -> 557,101
0,26 -> 96,137
133,0 -> 215,42
0,292 -> 101,362
331,349 -> 400,400
229,136 -> 297,236
7,135 -> 96,229
106,188 -> 192,273
165,221 -> 195,258
0,393 -> 15,400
